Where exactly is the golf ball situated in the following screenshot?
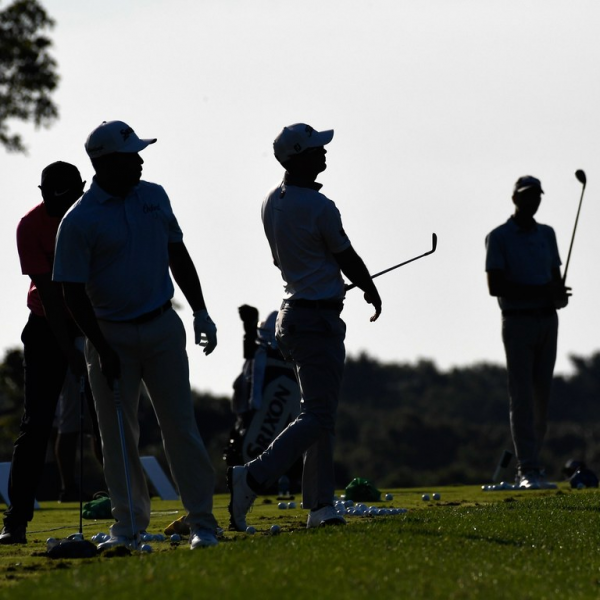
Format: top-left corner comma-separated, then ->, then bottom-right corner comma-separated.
432,493 -> 441,501
140,543 -> 153,553
278,502 -> 287,509
385,493 -> 393,501
288,501 -> 296,509
422,494 -> 430,501
67,532 -> 84,541
246,526 -> 256,535
270,524 -> 281,535
170,533 -> 181,542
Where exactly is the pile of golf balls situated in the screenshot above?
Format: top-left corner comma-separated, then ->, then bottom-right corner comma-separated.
333,499 -> 407,518
278,501 -> 297,509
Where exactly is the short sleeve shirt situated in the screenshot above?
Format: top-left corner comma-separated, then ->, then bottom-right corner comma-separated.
485,217 -> 561,310
16,202 -> 60,316
261,182 -> 351,300
53,179 -> 183,321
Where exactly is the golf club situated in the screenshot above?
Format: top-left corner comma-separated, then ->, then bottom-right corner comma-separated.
563,169 -> 587,285
78,375 -> 85,537
492,449 -> 513,483
114,380 -> 138,549
46,375 -> 98,559
345,233 -> 438,291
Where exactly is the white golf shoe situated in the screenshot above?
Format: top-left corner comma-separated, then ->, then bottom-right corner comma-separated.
190,528 -> 218,549
97,534 -> 139,551
306,505 -> 347,528
227,466 -> 257,532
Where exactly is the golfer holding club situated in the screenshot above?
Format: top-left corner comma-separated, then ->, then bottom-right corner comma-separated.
228,123 -> 382,531
485,175 -> 571,490
0,163 -> 86,545
53,121 -> 220,550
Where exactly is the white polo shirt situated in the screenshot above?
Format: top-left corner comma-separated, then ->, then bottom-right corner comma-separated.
53,179 -> 182,321
485,217 -> 561,311
261,182 -> 351,301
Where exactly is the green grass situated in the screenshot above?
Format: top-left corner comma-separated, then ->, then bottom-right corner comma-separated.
1,485 -> 600,599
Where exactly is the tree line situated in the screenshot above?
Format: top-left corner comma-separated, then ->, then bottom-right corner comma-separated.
1,348 -> 599,496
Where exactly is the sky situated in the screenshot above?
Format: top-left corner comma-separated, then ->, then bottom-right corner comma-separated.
2,0 -> 600,397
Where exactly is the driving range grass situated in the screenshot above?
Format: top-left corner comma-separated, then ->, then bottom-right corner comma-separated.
1,485 -> 600,599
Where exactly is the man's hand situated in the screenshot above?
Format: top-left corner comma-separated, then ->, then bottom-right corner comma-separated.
194,309 -> 217,355
552,281 -> 572,310
364,291 -> 382,322
98,345 -> 121,388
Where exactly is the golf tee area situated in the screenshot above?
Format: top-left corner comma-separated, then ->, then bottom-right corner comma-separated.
1,484 -> 599,599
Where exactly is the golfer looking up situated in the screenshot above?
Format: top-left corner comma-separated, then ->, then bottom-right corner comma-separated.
53,120 -> 220,550
228,123 -> 382,531
485,175 -> 570,490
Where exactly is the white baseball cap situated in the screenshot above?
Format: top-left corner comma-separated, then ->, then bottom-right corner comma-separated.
85,120 -> 157,158
273,123 -> 334,165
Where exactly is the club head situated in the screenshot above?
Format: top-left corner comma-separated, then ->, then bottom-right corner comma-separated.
575,169 -> 587,186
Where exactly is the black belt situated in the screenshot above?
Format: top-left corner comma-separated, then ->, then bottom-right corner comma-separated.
502,307 -> 556,318
283,298 -> 344,312
126,301 -> 172,324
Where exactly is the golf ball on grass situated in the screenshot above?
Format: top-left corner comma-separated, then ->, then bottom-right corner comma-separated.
385,493 -> 393,501
422,494 -> 430,501
278,502 -> 287,509
432,493 -> 441,501
140,544 -> 153,553
245,526 -> 256,535
270,525 -> 280,535
288,501 -> 296,509
170,533 -> 181,542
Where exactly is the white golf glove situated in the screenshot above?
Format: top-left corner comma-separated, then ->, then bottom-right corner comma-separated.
193,309 -> 217,355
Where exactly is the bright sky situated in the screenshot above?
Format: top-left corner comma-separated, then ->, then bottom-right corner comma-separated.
2,0 -> 600,397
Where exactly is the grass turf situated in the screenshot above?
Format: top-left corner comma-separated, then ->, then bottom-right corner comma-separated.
1,485 -> 599,599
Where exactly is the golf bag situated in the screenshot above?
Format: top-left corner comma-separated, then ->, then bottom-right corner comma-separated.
224,310 -> 301,470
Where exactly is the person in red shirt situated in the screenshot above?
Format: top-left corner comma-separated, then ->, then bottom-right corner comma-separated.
0,162 -> 86,544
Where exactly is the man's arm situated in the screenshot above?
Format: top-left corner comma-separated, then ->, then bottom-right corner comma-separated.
334,246 -> 382,322
487,268 -> 570,308
168,241 -> 217,354
61,282 -> 121,384
33,273 -> 86,376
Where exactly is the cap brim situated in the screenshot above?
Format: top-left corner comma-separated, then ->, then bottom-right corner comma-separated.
119,138 -> 157,153
309,129 -> 334,148
516,185 -> 544,194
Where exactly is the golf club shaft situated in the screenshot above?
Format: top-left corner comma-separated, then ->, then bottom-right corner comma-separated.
114,381 -> 138,547
346,233 -> 438,291
563,177 -> 587,284
79,376 -> 85,536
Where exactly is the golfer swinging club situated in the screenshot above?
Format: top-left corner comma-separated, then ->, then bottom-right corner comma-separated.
228,123 -> 382,530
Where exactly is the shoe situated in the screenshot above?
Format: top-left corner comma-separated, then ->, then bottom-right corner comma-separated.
306,505 -> 347,529
190,528 -> 218,549
97,534 -> 139,551
227,466 -> 257,532
517,470 -> 557,490
0,525 -> 26,545
164,515 -> 190,536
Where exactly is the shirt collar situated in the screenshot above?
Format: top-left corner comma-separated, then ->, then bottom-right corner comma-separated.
89,177 -> 138,204
508,215 -> 538,232
283,172 -> 322,191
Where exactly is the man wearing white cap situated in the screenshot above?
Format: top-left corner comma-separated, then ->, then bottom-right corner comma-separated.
228,123 -> 382,531
54,120 -> 220,549
485,175 -> 570,490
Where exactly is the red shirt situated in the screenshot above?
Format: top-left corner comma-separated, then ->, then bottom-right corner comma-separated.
16,202 -> 61,317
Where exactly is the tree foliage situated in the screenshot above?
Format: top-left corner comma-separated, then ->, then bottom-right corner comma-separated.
0,0 -> 58,152
2,346 -> 600,494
